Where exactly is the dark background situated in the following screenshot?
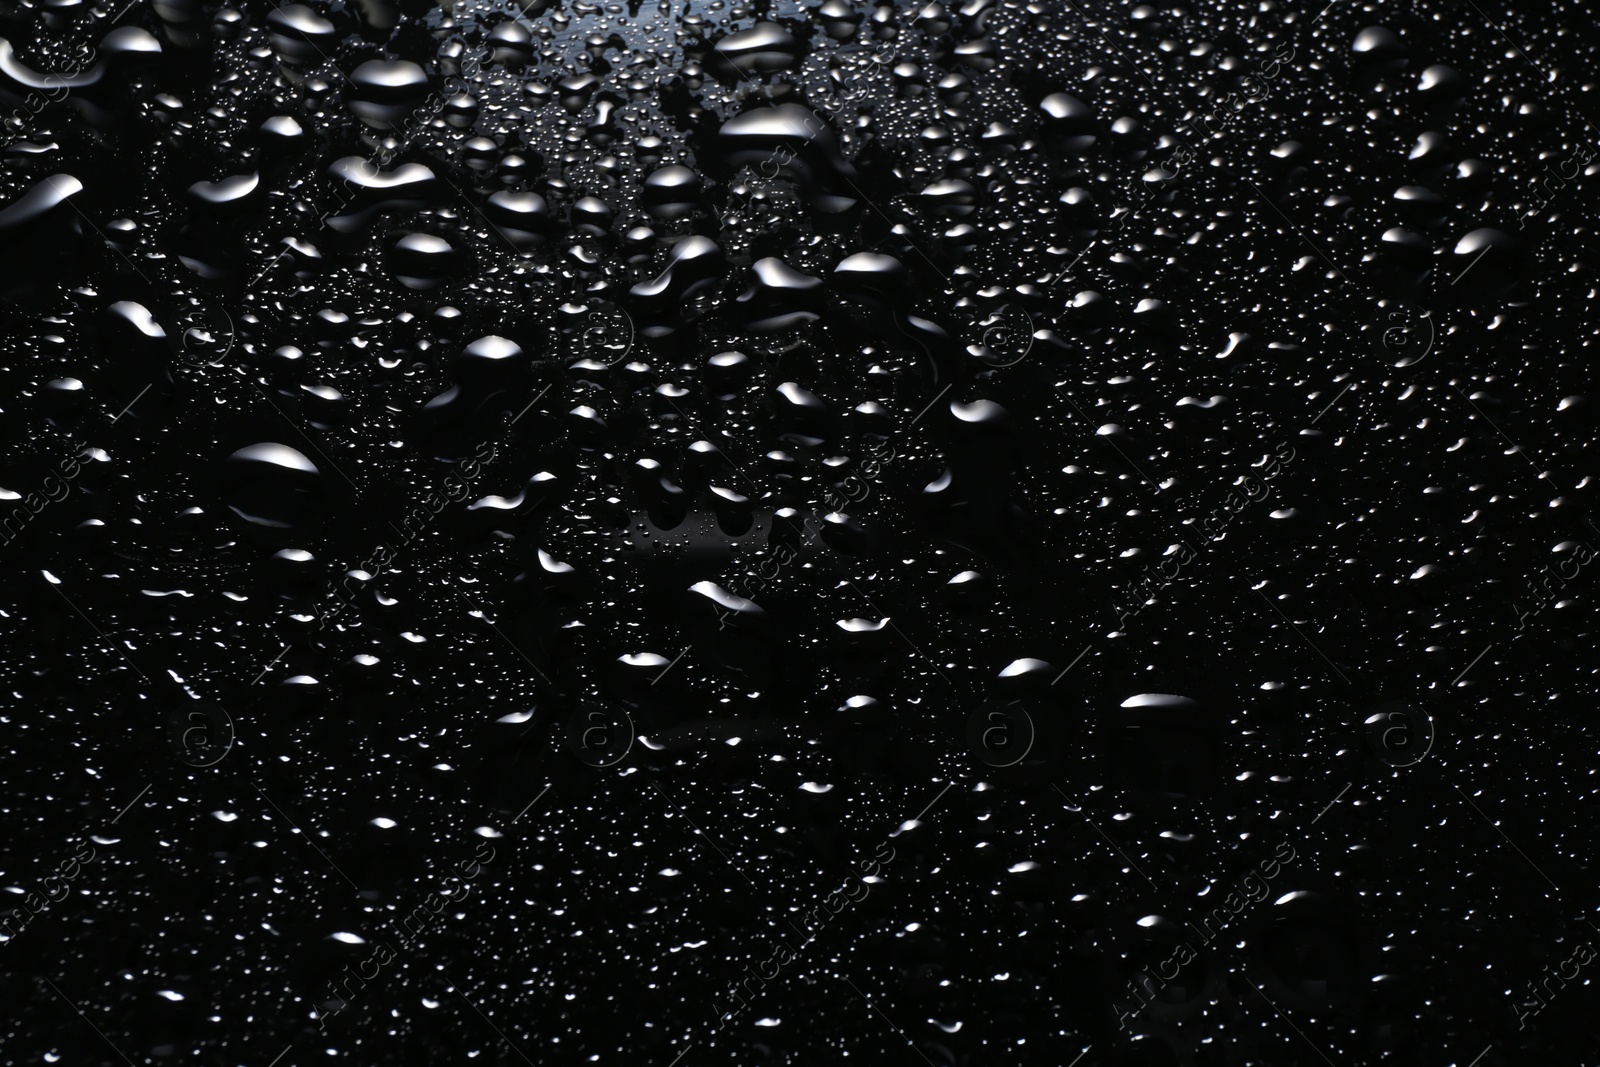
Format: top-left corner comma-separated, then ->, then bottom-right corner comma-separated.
1,0 -> 1597,1063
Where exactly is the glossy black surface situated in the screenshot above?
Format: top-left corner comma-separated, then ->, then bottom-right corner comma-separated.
2,0 -> 1598,1063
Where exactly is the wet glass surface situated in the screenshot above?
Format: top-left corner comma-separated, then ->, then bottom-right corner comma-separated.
2,0 -> 1599,1063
